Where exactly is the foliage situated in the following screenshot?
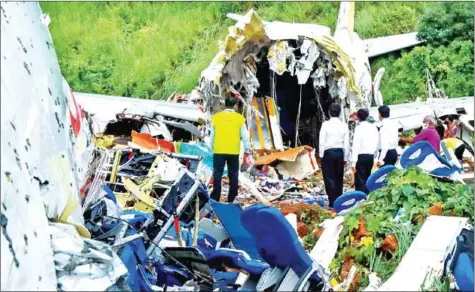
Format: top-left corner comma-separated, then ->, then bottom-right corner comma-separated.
417,2 -> 474,47
41,2 -> 445,101
372,1 -> 474,104
372,40 -> 474,104
329,166 -> 474,290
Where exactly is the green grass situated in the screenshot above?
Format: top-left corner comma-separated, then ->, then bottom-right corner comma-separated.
42,2 -> 471,104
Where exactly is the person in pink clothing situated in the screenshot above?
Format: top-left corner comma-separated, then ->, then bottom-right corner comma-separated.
399,116 -> 441,152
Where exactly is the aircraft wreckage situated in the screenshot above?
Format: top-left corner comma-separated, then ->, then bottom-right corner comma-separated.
1,2 -> 474,292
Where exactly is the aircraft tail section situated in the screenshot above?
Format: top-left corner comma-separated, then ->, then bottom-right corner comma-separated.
335,1 -> 355,35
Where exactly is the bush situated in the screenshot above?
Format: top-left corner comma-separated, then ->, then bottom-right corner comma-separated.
41,2 -> 472,102
372,40 -> 474,104
417,2 -> 474,47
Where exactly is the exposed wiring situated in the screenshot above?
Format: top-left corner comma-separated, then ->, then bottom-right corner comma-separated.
295,85 -> 303,146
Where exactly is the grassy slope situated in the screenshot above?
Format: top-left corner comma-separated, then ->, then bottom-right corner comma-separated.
42,2 -> 436,103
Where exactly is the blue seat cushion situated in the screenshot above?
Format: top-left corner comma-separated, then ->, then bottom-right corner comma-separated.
203,248 -> 268,276
155,263 -> 193,287
118,230 -> 153,291
214,271 -> 239,283
453,253 -> 474,292
211,202 -> 262,261
366,165 -> 397,192
400,141 -> 459,177
241,205 -> 320,281
333,191 -> 367,214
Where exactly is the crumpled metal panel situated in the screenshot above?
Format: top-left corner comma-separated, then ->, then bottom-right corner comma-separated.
267,41 -> 293,76
48,223 -> 128,291
295,39 -> 320,85
1,2 -> 93,290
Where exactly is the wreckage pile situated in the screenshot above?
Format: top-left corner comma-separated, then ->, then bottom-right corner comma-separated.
69,107 -> 474,292
301,167 -> 474,290
65,10 -> 474,292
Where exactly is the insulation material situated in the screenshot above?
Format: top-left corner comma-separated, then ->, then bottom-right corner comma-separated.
267,40 -> 292,75
200,9 -> 266,85
200,9 -> 363,116
275,148 -> 319,180
1,2 -> 93,290
311,68 -> 328,89
295,39 -> 320,85
329,76 -> 348,100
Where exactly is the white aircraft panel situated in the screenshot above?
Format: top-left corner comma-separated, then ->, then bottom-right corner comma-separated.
1,2 -> 93,290
364,32 -> 425,58
75,92 -> 205,132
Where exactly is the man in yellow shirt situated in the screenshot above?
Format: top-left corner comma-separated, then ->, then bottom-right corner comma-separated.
210,94 -> 251,203
442,137 -> 466,163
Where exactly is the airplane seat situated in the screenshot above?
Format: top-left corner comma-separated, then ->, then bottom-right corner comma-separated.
241,205 -> 321,282
400,141 -> 459,178
333,191 -> 367,215
366,165 -> 397,192
444,228 -> 474,292
202,248 -> 269,276
213,272 -> 240,290
210,202 -> 263,261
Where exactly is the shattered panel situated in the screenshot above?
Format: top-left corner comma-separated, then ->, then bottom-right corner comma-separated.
267,41 -> 292,76
1,2 -> 93,290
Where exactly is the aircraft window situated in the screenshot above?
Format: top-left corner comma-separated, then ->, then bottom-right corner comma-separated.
456,108 -> 467,115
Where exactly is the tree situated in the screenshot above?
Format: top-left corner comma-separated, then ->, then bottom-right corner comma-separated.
372,40 -> 474,104
417,2 -> 474,47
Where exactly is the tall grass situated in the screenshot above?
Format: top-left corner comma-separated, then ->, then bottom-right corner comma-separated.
41,2 -> 432,101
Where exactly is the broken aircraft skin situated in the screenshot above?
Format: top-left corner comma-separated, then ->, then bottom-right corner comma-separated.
1,2 -> 95,290
1,2 -> 474,292
197,2 -> 428,154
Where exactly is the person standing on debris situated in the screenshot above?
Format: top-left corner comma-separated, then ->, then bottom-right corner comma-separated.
319,103 -> 349,206
443,116 -> 458,139
351,108 -> 379,194
210,93 -> 251,203
399,116 -> 441,152
376,105 -> 400,167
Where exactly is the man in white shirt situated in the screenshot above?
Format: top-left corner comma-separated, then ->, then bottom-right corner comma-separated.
377,105 -> 399,167
351,108 -> 379,194
319,103 -> 349,206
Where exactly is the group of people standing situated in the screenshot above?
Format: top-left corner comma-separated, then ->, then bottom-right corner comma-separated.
209,93 -> 466,207
319,102 -> 466,207
319,103 -> 400,206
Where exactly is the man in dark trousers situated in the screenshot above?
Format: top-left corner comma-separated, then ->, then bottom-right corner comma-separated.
210,93 -> 251,203
318,103 -> 349,206
376,105 -> 399,167
351,108 -> 379,193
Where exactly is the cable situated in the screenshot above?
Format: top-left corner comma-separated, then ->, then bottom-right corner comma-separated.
295,85 -> 303,146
